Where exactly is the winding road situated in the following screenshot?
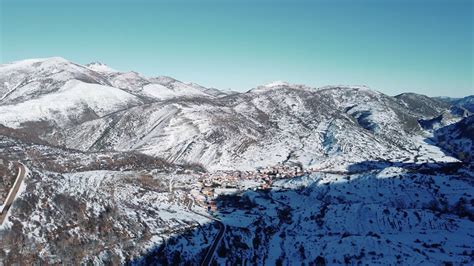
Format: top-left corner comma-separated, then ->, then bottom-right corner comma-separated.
0,163 -> 26,225
187,199 -> 226,266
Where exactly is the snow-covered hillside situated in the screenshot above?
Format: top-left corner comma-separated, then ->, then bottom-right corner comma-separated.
58,82 -> 460,171
0,57 -> 472,265
1,58 -> 463,172
432,115 -> 474,162
157,165 -> 474,265
0,79 -> 142,127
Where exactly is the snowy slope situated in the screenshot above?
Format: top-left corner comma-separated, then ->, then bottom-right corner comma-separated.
0,57 -> 112,104
0,58 -> 473,265
395,92 -> 450,117
432,115 -> 474,162
57,83 -> 458,171
0,79 -> 142,127
0,58 -> 468,170
437,95 -> 474,115
85,62 -> 118,73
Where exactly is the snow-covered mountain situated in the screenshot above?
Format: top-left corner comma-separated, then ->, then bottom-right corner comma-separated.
436,95 -> 474,117
0,57 -> 218,112
0,57 -> 472,264
0,57 -> 463,171
432,115 -> 474,162
395,92 -> 451,117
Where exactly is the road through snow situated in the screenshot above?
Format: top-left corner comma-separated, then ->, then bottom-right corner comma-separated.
186,199 -> 226,266
0,163 -> 26,225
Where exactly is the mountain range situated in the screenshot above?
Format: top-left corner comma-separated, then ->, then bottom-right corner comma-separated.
0,57 -> 472,264
1,57 -> 471,170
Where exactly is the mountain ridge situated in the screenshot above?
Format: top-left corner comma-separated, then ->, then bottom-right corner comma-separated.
0,57 -> 473,265
0,57 -> 469,171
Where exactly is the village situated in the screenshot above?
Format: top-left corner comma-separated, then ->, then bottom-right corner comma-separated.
188,163 -> 312,213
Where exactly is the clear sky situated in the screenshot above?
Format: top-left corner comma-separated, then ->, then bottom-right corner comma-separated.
1,0 -> 473,96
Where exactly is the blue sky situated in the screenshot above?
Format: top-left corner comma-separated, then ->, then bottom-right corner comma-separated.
0,0 -> 472,96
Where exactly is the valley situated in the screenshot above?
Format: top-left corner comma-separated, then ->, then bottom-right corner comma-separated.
0,57 -> 472,265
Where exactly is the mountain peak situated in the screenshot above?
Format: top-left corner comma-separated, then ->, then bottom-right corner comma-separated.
319,84 -> 371,91
85,61 -> 117,73
263,80 -> 290,88
248,80 -> 309,93
2,57 -> 69,68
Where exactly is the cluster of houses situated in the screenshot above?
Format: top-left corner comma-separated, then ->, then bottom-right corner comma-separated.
256,163 -> 306,179
190,163 -> 308,212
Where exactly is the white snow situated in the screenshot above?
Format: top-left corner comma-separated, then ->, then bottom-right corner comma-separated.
86,62 -> 118,73
142,82 -> 210,100
0,79 -> 142,127
263,80 -> 290,88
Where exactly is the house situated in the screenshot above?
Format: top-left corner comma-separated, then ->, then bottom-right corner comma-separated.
208,201 -> 217,212
202,187 -> 214,198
